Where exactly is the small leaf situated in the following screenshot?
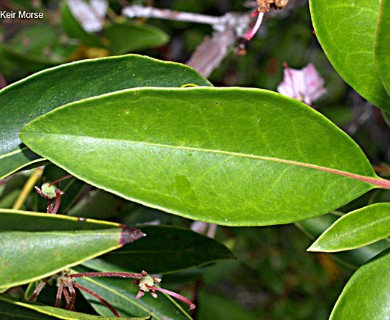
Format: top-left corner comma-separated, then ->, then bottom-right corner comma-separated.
20,87 -> 387,226
0,209 -> 144,290
330,249 -> 390,319
72,266 -> 192,320
82,225 -> 235,274
310,0 -> 390,110
0,293 -> 145,319
0,54 -> 211,179
104,22 -> 169,54
376,0 -> 390,96
308,203 -> 390,252
296,214 -> 390,268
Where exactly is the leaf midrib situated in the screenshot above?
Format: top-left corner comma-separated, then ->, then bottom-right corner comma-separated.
22,132 -> 379,186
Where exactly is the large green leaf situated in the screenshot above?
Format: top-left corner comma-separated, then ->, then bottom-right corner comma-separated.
72,266 -> 192,319
82,225 -> 235,274
0,55 -> 211,179
19,87 -> 388,226
376,0 -> 390,95
330,249 -> 390,319
310,0 -> 390,110
0,209 -> 144,290
0,293 -> 144,319
308,203 -> 390,252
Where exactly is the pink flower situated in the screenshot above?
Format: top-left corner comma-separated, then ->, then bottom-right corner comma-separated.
277,63 -> 326,105
135,271 -> 196,310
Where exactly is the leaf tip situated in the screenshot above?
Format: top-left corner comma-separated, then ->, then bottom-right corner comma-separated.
307,244 -> 320,252
119,226 -> 146,246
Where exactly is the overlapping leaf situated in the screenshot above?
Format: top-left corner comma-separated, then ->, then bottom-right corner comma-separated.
0,209 -> 144,290
82,225 -> 235,274
0,55 -> 211,179
20,87 -> 387,226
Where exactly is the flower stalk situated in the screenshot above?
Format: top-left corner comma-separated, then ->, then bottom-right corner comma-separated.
244,10 -> 265,40
35,174 -> 73,214
30,270 -> 196,317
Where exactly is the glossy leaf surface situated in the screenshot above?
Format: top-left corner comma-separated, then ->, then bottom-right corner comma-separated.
73,267 -> 192,319
310,0 -> 390,110
0,55 -> 211,179
20,87 -> 383,226
308,203 -> 390,252
0,294 -> 142,319
376,0 -> 390,95
296,214 -> 390,268
330,249 -> 390,319
0,209 -> 144,290
82,225 -> 235,274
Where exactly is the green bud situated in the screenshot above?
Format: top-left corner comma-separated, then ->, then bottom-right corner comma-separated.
138,275 -> 155,292
41,182 -> 57,199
